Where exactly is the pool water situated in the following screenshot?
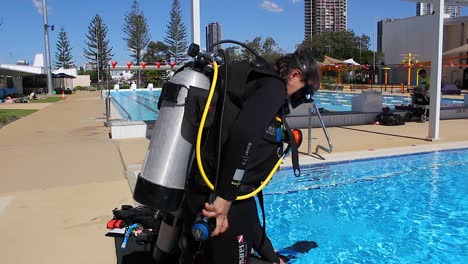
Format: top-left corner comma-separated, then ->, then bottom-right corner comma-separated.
110,90 -> 161,121
263,149 -> 468,263
110,90 -> 464,121
314,92 -> 464,112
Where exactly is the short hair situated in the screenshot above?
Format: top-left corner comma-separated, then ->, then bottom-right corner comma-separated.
419,69 -> 426,75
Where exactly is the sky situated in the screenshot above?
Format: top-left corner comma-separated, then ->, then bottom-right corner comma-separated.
0,0 -> 467,67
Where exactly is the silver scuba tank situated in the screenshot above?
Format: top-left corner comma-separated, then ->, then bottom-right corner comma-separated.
133,68 -> 211,211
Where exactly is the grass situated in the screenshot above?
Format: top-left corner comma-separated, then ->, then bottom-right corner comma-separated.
0,109 -> 37,126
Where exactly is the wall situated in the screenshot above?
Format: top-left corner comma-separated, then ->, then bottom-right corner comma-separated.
13,77 -> 23,94
73,75 -> 91,88
381,16 -> 468,86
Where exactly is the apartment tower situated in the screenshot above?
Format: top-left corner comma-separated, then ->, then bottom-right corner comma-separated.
416,2 -> 461,17
206,22 -> 222,53
305,0 -> 347,39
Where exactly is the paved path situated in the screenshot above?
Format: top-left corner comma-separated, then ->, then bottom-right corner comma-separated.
0,92 -> 132,264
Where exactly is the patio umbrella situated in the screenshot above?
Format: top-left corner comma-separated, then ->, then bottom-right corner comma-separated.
52,72 -> 75,90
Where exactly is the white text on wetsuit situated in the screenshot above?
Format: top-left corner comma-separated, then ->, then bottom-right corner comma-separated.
238,243 -> 246,264
241,142 -> 252,166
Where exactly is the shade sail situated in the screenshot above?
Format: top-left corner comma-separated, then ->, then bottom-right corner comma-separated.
343,58 -> 361,66
321,55 -> 346,66
443,43 -> 468,56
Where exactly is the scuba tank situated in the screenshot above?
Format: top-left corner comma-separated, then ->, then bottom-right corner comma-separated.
133,44 -> 218,261
133,50 -> 213,212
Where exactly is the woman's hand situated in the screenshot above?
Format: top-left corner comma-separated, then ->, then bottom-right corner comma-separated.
202,196 -> 232,236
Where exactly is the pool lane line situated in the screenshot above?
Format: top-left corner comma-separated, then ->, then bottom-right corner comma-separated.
117,92 -> 159,114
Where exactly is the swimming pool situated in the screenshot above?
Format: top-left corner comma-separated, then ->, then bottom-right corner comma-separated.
110,90 -> 161,121
263,148 -> 468,263
110,90 -> 465,121
314,92 -> 464,112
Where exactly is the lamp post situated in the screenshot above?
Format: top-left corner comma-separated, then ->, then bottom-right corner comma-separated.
191,0 -> 201,45
42,0 -> 53,96
373,16 -> 378,84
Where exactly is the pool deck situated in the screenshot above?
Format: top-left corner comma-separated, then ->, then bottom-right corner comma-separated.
0,91 -> 467,264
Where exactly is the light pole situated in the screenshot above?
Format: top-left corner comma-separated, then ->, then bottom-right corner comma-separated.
373,16 -> 377,84
191,0 -> 201,45
42,0 -> 53,96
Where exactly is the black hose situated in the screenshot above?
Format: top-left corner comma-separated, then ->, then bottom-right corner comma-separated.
210,39 -> 262,59
211,49 -> 228,203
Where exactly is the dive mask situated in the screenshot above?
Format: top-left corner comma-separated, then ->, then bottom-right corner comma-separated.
289,84 -> 316,108
289,53 -> 318,108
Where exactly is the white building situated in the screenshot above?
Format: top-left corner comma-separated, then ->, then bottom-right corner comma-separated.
0,54 -> 87,96
378,15 -> 468,88
111,70 -> 134,82
416,2 -> 461,17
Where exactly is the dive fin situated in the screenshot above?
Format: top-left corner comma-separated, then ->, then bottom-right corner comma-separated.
276,240 -> 318,263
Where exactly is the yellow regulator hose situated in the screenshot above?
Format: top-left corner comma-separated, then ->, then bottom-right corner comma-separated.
195,61 -> 283,200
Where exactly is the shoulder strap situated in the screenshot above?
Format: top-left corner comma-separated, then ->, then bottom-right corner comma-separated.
281,109 -> 301,177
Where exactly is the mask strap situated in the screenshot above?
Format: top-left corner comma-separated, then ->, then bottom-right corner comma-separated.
293,53 -> 307,74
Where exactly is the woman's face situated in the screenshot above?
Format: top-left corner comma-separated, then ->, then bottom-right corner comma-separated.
286,69 -> 317,96
286,69 -> 305,96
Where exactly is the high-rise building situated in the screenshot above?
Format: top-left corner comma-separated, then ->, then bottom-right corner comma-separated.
416,2 -> 461,17
206,22 -> 222,53
305,0 -> 347,39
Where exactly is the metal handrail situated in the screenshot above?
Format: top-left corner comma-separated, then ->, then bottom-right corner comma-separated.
105,95 -> 110,127
308,104 -> 333,157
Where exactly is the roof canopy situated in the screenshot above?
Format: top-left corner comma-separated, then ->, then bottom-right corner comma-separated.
321,55 -> 345,66
443,43 -> 468,56
343,58 -> 361,66
52,72 -> 75,79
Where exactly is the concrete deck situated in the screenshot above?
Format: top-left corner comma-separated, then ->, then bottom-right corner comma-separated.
0,92 -> 133,264
0,91 -> 467,263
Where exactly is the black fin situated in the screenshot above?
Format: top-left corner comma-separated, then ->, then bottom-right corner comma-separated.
283,240 -> 318,253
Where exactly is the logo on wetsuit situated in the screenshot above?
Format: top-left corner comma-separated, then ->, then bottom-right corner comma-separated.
237,235 -> 247,264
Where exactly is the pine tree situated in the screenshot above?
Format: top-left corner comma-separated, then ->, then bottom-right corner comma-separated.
123,0 -> 151,65
143,41 -> 169,63
54,27 -> 74,68
164,0 -> 188,63
83,14 -> 113,82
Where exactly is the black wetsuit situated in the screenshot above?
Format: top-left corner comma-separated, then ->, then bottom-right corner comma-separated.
183,75 -> 287,264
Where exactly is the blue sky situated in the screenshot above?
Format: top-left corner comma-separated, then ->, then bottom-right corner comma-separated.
0,0 -> 466,66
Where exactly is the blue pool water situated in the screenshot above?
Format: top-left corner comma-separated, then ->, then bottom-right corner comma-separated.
110,90 -> 465,121
314,92 -> 464,112
263,149 -> 468,263
110,90 -> 161,121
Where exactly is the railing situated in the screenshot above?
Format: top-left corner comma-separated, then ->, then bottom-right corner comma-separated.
105,95 -> 111,126
309,103 -> 333,159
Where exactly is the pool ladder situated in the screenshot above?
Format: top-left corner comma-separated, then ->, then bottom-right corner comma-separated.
307,103 -> 333,160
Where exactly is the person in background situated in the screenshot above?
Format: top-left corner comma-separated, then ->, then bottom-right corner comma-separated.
418,69 -> 430,89
4,96 -> 14,104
